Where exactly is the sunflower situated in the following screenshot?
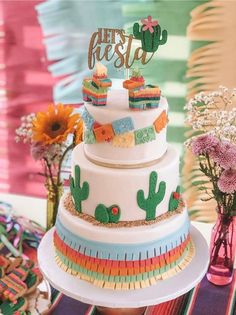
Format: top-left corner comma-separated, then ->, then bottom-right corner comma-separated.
32,104 -> 80,145
74,118 -> 84,145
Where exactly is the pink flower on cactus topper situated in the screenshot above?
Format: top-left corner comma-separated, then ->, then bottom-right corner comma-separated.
218,169 -> 236,194
141,16 -> 158,33
191,134 -> 219,156
210,141 -> 236,170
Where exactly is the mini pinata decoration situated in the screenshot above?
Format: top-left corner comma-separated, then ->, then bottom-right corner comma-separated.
133,16 -> 168,53
123,68 -> 161,110
83,63 -> 112,106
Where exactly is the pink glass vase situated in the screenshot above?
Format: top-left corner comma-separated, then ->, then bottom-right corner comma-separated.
207,210 -> 236,285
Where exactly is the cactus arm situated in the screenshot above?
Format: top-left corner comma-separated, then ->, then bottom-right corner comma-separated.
150,171 -> 157,195
133,22 -> 142,40
81,181 -> 89,199
152,25 -> 168,52
156,181 -> 166,200
70,165 -> 89,213
137,189 -> 148,210
159,28 -> 168,45
75,164 -> 80,187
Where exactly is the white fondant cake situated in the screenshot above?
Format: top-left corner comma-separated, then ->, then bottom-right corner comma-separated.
54,83 -> 194,290
83,89 -> 168,166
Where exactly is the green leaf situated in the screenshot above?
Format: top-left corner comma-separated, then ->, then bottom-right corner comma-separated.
192,180 -> 209,186
201,197 -> 214,202
198,186 -> 209,191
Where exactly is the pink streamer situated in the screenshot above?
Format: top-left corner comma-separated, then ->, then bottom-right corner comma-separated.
0,0 -> 54,197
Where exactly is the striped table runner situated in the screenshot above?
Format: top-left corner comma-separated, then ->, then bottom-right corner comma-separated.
50,273 -> 236,315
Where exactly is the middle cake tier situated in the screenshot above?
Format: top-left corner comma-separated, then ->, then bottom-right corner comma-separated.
70,143 -> 180,222
82,89 -> 168,167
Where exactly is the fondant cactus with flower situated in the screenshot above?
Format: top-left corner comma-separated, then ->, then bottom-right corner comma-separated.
95,204 -> 121,223
70,165 -> 89,213
169,186 -> 181,212
133,16 -> 168,53
137,171 -> 166,220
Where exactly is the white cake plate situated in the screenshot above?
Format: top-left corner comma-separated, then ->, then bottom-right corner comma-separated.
38,225 -> 209,313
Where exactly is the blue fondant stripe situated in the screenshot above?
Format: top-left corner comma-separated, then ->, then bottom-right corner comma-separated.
55,218 -> 190,261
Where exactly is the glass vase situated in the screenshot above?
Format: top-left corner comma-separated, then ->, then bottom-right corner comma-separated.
207,210 -> 236,285
46,178 -> 63,231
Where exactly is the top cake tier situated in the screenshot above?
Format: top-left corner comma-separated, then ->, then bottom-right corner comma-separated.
83,89 -> 168,167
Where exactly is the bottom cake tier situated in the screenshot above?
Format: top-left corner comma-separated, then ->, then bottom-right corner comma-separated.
53,196 -> 195,290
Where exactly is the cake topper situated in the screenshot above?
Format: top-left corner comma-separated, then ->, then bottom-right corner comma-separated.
88,16 -> 168,69
133,16 -> 168,53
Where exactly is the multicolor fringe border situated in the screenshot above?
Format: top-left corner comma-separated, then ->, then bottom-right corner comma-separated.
82,107 -> 168,147
53,217 -> 194,290
54,233 -> 194,290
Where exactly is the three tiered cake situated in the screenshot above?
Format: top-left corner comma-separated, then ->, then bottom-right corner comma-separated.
53,65 -> 194,290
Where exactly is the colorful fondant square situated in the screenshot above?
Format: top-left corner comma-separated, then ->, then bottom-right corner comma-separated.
134,126 -> 156,145
112,117 -> 134,135
112,132 -> 135,148
93,124 -> 115,142
153,110 -> 168,133
84,130 -> 96,144
81,107 -> 95,129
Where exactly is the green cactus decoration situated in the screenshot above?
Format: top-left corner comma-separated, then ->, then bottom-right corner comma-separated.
137,171 -> 166,221
95,204 -> 109,223
169,186 -> 181,212
95,204 -> 121,223
70,165 -> 89,213
133,20 -> 168,53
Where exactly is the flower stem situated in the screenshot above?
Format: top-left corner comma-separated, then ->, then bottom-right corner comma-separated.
56,143 -> 74,186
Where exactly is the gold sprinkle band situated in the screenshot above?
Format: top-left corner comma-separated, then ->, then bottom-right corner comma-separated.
64,193 -> 185,228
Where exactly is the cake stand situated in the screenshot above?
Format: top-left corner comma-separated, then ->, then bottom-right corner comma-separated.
38,225 -> 209,315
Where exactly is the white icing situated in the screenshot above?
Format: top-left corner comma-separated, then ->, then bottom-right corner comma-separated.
59,194 -> 189,245
71,143 -> 180,221
84,89 -> 168,165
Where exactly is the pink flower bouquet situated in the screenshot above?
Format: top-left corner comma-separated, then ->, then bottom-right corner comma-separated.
190,134 -> 236,215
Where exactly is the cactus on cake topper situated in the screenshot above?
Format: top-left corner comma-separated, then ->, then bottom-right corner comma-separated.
168,185 -> 181,212
133,16 -> 168,53
137,171 -> 166,220
70,165 -> 89,213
